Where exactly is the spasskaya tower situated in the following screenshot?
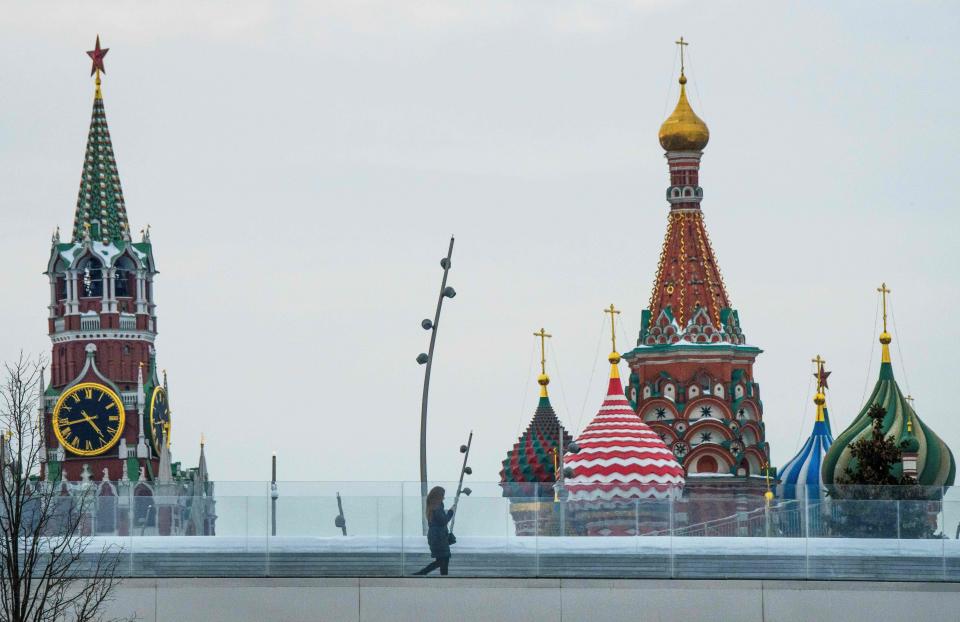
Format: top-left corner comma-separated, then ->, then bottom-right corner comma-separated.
42,37 -> 172,484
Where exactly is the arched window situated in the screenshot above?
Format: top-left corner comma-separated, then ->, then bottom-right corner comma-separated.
77,257 -> 104,298
114,256 -> 136,298
696,455 -> 718,473
96,487 -> 117,534
663,384 -> 676,401
134,486 -> 155,530
53,259 -> 68,301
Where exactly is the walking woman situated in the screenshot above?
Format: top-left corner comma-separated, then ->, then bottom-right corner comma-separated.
413,486 -> 455,576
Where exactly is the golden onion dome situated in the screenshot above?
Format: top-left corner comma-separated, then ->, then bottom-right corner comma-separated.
658,73 -> 710,152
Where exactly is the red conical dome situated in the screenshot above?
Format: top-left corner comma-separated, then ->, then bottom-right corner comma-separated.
564,359 -> 684,501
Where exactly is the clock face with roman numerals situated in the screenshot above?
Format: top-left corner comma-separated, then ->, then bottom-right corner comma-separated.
149,387 -> 170,454
52,383 -> 125,457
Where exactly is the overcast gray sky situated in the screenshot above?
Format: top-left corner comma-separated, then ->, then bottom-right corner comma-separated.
1,1 -> 958,486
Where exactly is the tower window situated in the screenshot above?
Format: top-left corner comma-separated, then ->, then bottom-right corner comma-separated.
77,257 -> 104,298
114,256 -> 136,297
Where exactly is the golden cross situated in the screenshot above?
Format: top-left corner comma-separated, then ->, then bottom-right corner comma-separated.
604,304 -> 621,353
877,282 -> 891,333
812,353 -> 824,380
533,327 -> 552,375
676,36 -> 689,74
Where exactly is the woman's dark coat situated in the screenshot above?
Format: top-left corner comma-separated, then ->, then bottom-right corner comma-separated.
426,504 -> 454,558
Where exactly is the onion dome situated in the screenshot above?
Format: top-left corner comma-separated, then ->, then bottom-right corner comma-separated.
564,350 -> 685,501
658,71 -> 709,152
822,285 -> 955,488
779,358 -> 834,500
500,330 -> 572,499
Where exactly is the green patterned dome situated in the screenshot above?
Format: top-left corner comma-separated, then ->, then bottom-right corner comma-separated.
822,343 -> 955,488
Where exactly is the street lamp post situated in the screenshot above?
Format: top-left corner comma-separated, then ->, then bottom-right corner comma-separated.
448,431 -> 473,536
417,236 -> 456,533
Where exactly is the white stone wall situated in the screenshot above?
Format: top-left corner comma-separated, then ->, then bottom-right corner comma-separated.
104,578 -> 960,622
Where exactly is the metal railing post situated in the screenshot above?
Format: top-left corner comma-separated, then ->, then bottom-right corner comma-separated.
535,483 -> 541,577
669,495 -> 675,578
804,490 -> 811,580
896,500 -> 901,540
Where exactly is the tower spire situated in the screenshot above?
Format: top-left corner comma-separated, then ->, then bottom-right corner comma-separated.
659,37 -> 708,153
87,35 -> 108,100
811,354 -> 831,426
73,36 -> 130,244
877,282 -> 892,364
604,304 -> 622,379
676,36 -> 688,78
533,327 -> 552,397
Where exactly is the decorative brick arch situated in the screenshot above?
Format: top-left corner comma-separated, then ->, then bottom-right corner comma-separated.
685,443 -> 735,474
639,398 -> 681,423
683,396 -> 733,421
732,398 -> 761,422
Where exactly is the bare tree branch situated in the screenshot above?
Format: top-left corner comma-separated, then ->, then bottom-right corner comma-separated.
0,354 -> 133,622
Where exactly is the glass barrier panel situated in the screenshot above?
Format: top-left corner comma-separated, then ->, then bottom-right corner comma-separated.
39,481 -> 954,581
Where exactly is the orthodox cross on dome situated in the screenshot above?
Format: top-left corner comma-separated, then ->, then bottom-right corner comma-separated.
533,327 -> 551,375
877,282 -> 892,363
675,36 -> 688,76
604,304 -> 621,353
812,354 -> 830,391
533,327 -> 552,397
877,283 -> 891,332
877,282 -> 891,333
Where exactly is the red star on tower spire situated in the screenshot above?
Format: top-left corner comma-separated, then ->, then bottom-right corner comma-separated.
86,35 -> 108,76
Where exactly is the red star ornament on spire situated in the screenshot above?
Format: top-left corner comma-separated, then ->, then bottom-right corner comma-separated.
814,365 -> 831,391
87,36 -> 108,76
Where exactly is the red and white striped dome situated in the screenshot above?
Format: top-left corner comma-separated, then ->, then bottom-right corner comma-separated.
564,358 -> 684,501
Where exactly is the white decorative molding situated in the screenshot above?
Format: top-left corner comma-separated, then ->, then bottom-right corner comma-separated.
49,330 -> 156,345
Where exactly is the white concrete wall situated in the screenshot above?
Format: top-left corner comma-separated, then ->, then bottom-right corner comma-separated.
105,577 -> 960,622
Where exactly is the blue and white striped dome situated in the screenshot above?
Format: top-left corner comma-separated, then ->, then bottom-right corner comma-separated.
779,392 -> 833,500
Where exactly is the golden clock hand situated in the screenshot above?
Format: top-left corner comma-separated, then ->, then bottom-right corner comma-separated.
79,410 -> 103,436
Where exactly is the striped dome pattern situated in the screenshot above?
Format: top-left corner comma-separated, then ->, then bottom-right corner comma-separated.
500,394 -> 571,499
822,359 -> 955,488
779,403 -> 833,500
564,366 -> 684,501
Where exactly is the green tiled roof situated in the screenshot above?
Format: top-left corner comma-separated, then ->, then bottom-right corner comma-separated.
71,91 -> 129,244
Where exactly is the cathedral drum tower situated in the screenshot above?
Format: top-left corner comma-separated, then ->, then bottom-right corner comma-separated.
622,40 -> 773,511
42,38 -> 170,486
